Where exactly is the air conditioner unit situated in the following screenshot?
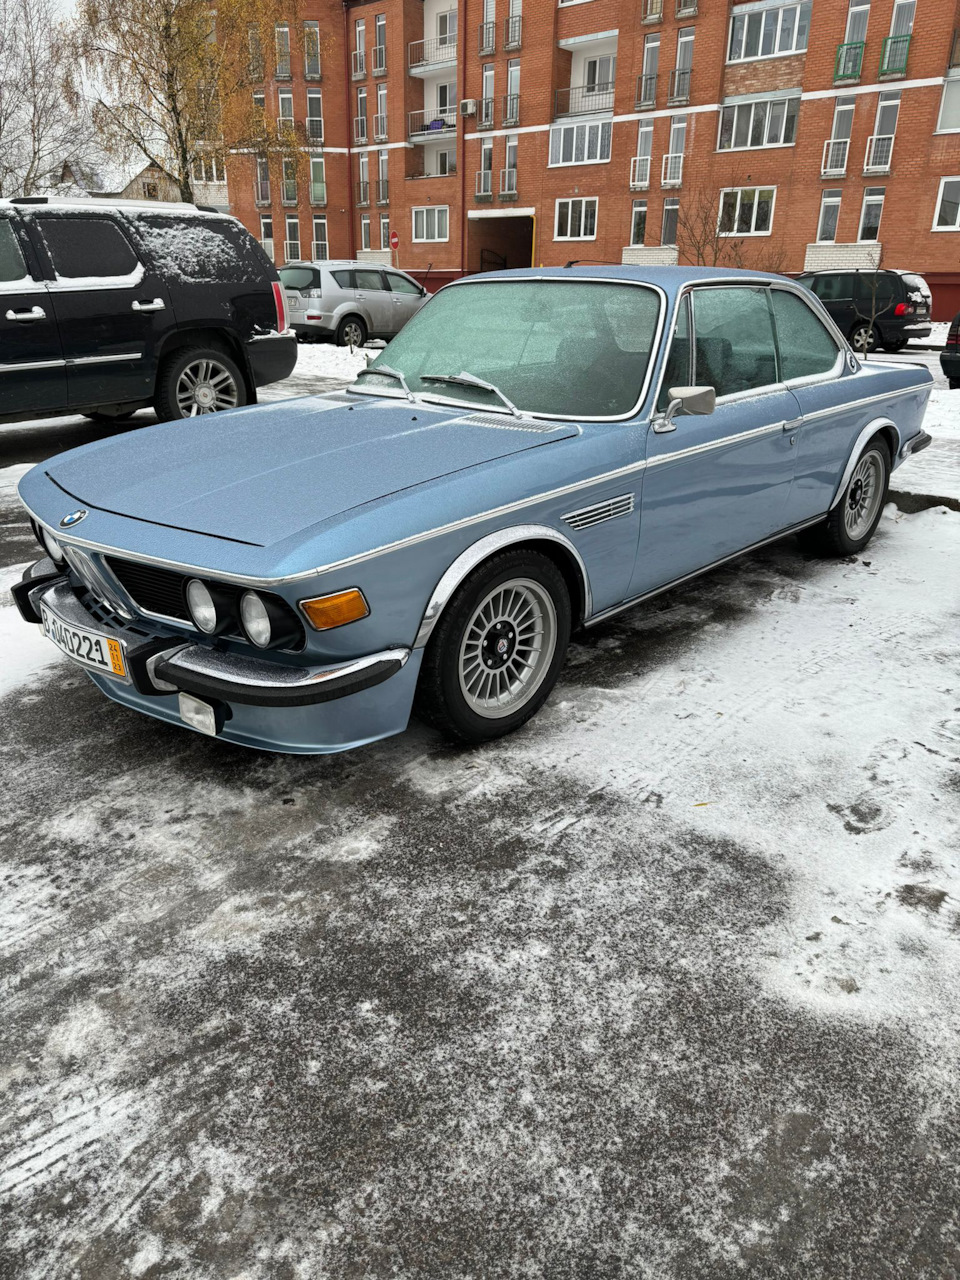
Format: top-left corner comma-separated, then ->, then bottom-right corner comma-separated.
460,98 -> 477,116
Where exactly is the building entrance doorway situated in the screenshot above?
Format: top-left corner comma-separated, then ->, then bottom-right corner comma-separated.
467,210 -> 535,274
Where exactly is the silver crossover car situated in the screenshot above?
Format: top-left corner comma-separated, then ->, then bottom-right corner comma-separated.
279,260 -> 428,347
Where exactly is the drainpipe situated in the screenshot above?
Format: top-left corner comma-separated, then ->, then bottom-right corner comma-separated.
343,1 -> 356,259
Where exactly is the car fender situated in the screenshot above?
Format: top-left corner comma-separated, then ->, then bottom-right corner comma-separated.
414,524 -> 592,649
829,416 -> 901,508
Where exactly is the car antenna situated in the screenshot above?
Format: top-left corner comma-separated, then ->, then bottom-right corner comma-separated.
564,258 -> 612,268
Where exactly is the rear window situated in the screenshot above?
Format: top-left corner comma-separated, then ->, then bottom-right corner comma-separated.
901,273 -> 930,296
35,215 -> 139,279
279,265 -> 320,292
131,215 -> 270,283
0,219 -> 28,282
332,269 -> 355,289
809,274 -> 855,302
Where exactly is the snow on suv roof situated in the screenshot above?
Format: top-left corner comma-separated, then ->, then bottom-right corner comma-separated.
0,196 -> 215,214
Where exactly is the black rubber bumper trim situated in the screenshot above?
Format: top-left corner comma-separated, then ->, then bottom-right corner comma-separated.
906,430 -> 933,456
11,567 -> 67,624
153,655 -> 404,708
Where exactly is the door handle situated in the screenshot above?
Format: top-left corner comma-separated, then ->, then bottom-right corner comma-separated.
781,419 -> 803,433
5,306 -> 45,322
131,298 -> 165,312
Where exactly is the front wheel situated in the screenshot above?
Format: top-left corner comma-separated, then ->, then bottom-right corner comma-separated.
799,438 -> 891,558
154,347 -> 246,422
336,315 -> 367,348
415,550 -> 572,745
849,322 -> 878,355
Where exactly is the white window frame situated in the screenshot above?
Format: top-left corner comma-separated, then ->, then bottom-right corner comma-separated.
661,198 -> 679,246
817,189 -> 842,242
857,186 -> 885,241
717,186 -> 777,237
630,199 -> 647,246
304,21 -> 321,76
360,214 -> 371,250
313,215 -> 328,259
548,120 -> 612,167
260,214 -> 274,261
932,176 -> 960,232
727,2 -> 811,64
380,214 -> 391,249
717,95 -> 800,152
554,197 -> 598,241
412,205 -> 449,242
936,78 -> 960,135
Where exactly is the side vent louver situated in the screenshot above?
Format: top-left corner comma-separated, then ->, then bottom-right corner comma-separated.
562,493 -> 635,532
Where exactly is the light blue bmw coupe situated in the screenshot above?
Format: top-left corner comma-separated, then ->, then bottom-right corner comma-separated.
15,267 -> 933,753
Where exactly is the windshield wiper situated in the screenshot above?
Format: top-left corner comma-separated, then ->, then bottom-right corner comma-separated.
420,371 -> 522,418
355,363 -> 414,401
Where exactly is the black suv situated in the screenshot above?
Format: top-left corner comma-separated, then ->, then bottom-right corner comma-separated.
941,311 -> 960,390
797,269 -> 932,354
0,197 -> 297,425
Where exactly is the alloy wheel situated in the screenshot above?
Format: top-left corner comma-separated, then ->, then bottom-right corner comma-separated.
843,451 -> 884,540
175,358 -> 240,417
458,578 -> 557,719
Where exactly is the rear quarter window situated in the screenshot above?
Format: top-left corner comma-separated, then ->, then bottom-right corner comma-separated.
0,219 -> 28,282
131,215 -> 272,284
34,215 -> 139,279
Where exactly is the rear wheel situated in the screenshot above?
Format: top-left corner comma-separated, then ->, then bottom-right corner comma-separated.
336,315 -> 367,348
799,437 -> 891,558
849,322 -> 878,355
154,347 -> 246,422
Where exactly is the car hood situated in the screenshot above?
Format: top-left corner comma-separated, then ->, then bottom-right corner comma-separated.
46,395 -> 577,547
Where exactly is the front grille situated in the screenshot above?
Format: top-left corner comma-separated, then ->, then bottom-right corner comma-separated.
106,557 -> 191,621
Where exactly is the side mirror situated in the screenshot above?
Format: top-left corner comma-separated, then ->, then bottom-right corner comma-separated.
652,385 -> 716,434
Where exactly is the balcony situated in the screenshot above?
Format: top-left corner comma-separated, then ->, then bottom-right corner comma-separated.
354,116 -> 368,144
630,154 -> 651,190
281,182 -> 297,206
310,181 -> 327,206
500,167 -> 518,198
504,15 -> 522,50
254,179 -> 271,206
864,133 -> 895,174
372,44 -> 387,75
352,49 -> 366,79
667,67 -> 691,105
555,81 -> 615,117
502,93 -> 520,126
408,37 -> 458,74
283,240 -> 301,261
834,41 -> 864,82
478,97 -> 495,128
408,107 -> 457,138
661,152 -> 683,186
475,169 -> 492,200
305,117 -> 324,143
643,0 -> 663,22
635,73 -> 657,109
376,179 -> 389,205
880,33 -> 911,77
311,241 -> 327,259
479,21 -> 495,54
373,113 -> 388,141
356,180 -> 370,206
821,137 -> 849,177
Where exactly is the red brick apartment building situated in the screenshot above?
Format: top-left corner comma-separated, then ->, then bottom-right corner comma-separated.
228,0 -> 960,318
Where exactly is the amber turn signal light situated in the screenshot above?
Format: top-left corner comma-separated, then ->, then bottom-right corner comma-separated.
299,588 -> 370,631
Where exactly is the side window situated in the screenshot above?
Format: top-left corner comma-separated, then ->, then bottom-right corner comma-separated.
855,272 -> 897,313
385,272 -> 421,295
355,268 -> 386,290
656,292 -> 692,411
35,216 -> 139,279
332,269 -> 355,288
771,290 -> 840,382
132,216 -> 266,283
693,286 -> 778,397
0,219 -> 28,282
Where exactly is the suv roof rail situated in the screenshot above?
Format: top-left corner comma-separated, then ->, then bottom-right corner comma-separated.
10,196 -> 48,204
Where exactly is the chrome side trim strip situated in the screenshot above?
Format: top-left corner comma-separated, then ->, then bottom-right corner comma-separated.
0,351 -> 143,374
799,384 -> 920,425
166,643 -> 411,690
0,358 -> 67,373
71,352 -> 143,366
646,419 -> 786,467
584,515 -> 828,628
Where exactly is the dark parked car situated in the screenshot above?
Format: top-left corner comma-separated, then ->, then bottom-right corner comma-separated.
797,268 -> 932,354
0,197 -> 296,425
941,311 -> 960,389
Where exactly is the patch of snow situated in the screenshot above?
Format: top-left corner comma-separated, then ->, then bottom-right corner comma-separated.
0,604 -> 64,699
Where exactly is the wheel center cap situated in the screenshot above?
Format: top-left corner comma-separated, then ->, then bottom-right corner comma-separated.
849,478 -> 864,506
482,623 -> 516,667
196,384 -> 214,406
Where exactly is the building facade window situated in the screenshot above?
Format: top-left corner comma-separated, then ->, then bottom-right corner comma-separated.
728,2 -> 811,63
413,206 -> 449,241
312,215 -> 328,259
284,213 -> 300,261
304,21 -> 321,77
437,148 -> 455,175
718,95 -> 799,150
380,214 -> 391,249
661,198 -> 679,246
306,90 -> 323,142
554,197 -> 598,240
817,189 -> 842,242
718,186 -> 776,235
631,200 -> 647,245
275,24 -> 291,78
360,215 -> 371,250
858,186 -> 885,240
933,178 -> 960,231
281,158 -> 297,204
548,120 -> 612,166
260,214 -> 274,260
937,79 -> 960,133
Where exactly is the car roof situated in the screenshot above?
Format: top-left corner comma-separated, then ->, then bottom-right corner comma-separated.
0,196 -> 219,214
281,259 -> 416,274
452,265 -> 797,289
800,267 -> 924,278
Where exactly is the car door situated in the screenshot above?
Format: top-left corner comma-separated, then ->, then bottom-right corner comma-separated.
0,212 -> 65,417
27,211 -> 174,410
353,268 -> 393,337
814,273 -> 858,341
631,283 -> 801,596
382,270 -> 426,334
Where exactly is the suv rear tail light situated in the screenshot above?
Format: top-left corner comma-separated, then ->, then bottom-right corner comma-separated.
271,281 -> 287,333
947,327 -> 960,349
893,303 -> 915,316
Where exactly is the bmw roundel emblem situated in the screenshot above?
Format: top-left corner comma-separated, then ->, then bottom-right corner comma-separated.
59,509 -> 88,528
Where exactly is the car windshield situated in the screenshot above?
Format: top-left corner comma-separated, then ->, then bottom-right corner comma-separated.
359,279 -> 661,417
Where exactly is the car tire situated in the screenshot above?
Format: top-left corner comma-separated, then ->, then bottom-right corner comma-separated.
849,322 -> 878,355
336,315 -> 367,348
950,378 -> 960,391
415,550 -> 572,745
799,436 -> 891,558
154,347 -> 246,422
881,337 -> 908,353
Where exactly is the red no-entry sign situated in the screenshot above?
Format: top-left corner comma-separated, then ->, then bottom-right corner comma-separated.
389,229 -> 399,250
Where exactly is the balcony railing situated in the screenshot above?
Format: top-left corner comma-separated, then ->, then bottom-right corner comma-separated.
283,240 -> 300,261
667,67 -> 691,104
476,169 -> 492,196
356,180 -> 370,206
304,53 -> 321,80
864,133 -> 895,174
408,107 -> 457,136
372,45 -> 387,75
310,181 -> 327,205
254,179 -> 271,205
276,56 -> 291,79
354,116 -> 368,144
821,137 -> 849,177
276,115 -> 294,134
504,15 -> 522,49
630,154 -> 651,189
409,37 -> 458,69
352,49 -> 366,78
376,179 -> 389,204
503,93 -> 520,125
479,21 -> 495,54
555,81 -> 615,116
635,73 -> 657,108
311,241 -> 327,259
281,182 -> 297,206
643,0 -> 663,21
880,33 -> 911,76
661,152 -> 683,186
373,113 -> 388,141
834,41 -> 864,81
305,117 -> 324,142
500,167 -> 517,195
478,96 -> 495,128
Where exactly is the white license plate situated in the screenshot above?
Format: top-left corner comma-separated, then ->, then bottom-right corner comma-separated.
287,297 -> 303,310
40,602 -> 127,679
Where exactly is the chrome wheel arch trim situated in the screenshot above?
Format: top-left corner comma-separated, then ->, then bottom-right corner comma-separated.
829,417 -> 900,510
414,524 -> 592,650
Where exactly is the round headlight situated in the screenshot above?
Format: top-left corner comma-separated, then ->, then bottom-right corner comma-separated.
240,591 -> 273,648
41,527 -> 64,563
185,579 -> 219,634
